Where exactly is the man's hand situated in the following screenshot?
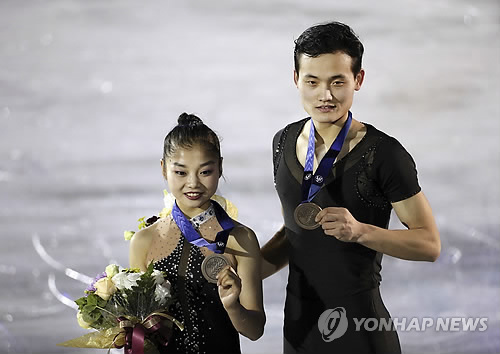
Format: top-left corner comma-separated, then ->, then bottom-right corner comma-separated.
315,207 -> 366,242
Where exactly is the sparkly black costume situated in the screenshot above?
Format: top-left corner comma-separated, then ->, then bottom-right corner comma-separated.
154,231 -> 240,353
273,119 -> 420,353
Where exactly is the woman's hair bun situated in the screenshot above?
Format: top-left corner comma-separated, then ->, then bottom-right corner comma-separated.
178,112 -> 203,127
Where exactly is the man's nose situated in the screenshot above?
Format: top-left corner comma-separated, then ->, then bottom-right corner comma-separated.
319,86 -> 333,101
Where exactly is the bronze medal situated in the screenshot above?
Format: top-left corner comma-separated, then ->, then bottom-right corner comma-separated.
201,254 -> 229,284
294,202 -> 322,230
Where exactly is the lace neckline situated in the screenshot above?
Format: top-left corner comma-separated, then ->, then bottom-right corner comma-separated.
189,203 -> 216,229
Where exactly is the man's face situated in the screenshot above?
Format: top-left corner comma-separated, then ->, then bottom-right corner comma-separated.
294,52 -> 364,126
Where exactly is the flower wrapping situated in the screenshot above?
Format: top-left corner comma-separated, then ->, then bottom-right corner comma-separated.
58,263 -> 183,353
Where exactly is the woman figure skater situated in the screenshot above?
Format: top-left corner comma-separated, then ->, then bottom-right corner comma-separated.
129,113 -> 265,353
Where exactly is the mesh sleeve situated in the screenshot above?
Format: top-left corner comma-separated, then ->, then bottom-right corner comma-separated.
374,137 -> 421,203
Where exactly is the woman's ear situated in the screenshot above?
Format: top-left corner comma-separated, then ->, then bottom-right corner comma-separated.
160,159 -> 167,180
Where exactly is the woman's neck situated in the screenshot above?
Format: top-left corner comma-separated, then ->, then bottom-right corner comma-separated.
178,200 -> 212,219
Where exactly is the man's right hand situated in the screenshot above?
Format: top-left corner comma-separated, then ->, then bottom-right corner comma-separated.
260,225 -> 290,279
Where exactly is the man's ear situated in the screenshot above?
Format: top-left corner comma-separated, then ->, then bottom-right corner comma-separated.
160,159 -> 167,180
293,70 -> 299,87
354,69 -> 365,91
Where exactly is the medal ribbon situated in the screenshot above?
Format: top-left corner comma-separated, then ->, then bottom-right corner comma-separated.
171,200 -> 234,253
301,111 -> 352,203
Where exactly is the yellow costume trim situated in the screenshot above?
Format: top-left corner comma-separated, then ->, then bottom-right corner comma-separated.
125,190 -> 238,241
158,189 -> 238,220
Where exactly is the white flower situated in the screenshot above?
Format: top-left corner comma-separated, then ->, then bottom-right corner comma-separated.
112,272 -> 142,290
152,270 -> 165,285
94,278 -> 117,301
105,264 -> 120,278
155,280 -> 172,304
163,190 -> 176,211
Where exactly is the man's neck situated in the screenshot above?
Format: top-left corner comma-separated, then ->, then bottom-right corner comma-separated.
312,115 -> 349,146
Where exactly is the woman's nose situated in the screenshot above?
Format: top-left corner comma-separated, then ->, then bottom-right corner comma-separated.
186,174 -> 199,187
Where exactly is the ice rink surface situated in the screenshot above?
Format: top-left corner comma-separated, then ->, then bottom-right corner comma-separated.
1,0 -> 499,353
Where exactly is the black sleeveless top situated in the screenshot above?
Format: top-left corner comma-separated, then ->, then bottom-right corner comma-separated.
154,236 -> 240,354
273,119 -> 419,353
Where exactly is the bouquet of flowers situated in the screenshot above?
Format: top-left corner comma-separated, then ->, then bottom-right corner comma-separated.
58,263 -> 183,354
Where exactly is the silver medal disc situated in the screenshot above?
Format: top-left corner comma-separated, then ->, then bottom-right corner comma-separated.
201,254 -> 229,283
294,202 -> 322,230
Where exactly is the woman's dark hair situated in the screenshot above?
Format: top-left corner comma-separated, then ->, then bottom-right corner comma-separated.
163,112 -> 221,162
294,21 -> 364,77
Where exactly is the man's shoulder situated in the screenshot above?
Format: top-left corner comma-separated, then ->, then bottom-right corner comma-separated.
273,117 -> 309,141
363,123 -> 415,163
364,123 -> 404,147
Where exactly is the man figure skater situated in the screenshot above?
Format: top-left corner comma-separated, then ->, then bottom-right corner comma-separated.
261,21 -> 440,353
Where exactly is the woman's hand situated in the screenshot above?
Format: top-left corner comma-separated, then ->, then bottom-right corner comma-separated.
217,265 -> 241,310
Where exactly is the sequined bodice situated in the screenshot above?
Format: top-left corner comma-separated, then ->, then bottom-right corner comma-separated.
153,210 -> 240,354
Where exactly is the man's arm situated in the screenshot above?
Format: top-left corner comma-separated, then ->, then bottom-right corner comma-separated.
260,225 -> 290,279
316,192 -> 440,261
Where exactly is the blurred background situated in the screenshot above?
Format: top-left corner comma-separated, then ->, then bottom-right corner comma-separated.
1,0 -> 499,353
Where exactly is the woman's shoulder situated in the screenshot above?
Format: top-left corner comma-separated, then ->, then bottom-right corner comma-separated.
228,221 -> 260,253
130,217 -> 170,246
231,220 -> 256,237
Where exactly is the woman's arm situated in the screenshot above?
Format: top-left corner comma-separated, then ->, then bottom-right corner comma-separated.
218,226 -> 266,341
129,228 -> 153,271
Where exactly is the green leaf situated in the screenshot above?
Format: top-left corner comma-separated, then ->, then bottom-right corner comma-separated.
97,296 -> 107,307
82,309 -> 101,324
87,294 -> 98,306
124,230 -> 135,241
137,216 -> 146,230
75,297 -> 87,310
83,304 -> 96,314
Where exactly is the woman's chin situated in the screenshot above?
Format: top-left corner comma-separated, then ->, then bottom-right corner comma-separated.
178,197 -> 211,215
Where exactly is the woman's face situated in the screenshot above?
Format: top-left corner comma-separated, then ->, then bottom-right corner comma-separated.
163,144 -> 221,218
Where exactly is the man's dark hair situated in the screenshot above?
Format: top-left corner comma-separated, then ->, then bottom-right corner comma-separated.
294,21 -> 364,77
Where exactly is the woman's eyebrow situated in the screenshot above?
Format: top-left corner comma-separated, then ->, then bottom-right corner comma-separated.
200,160 -> 216,167
172,161 -> 215,168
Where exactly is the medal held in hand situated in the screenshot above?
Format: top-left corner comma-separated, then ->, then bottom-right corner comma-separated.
294,202 -> 323,230
172,200 -> 235,282
201,254 -> 230,283
294,112 -> 352,230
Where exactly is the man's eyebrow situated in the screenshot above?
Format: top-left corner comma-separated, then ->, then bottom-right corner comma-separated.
330,74 -> 347,80
173,162 -> 186,167
303,74 -> 347,80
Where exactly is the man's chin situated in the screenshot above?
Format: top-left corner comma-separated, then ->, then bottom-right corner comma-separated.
310,114 -> 343,125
